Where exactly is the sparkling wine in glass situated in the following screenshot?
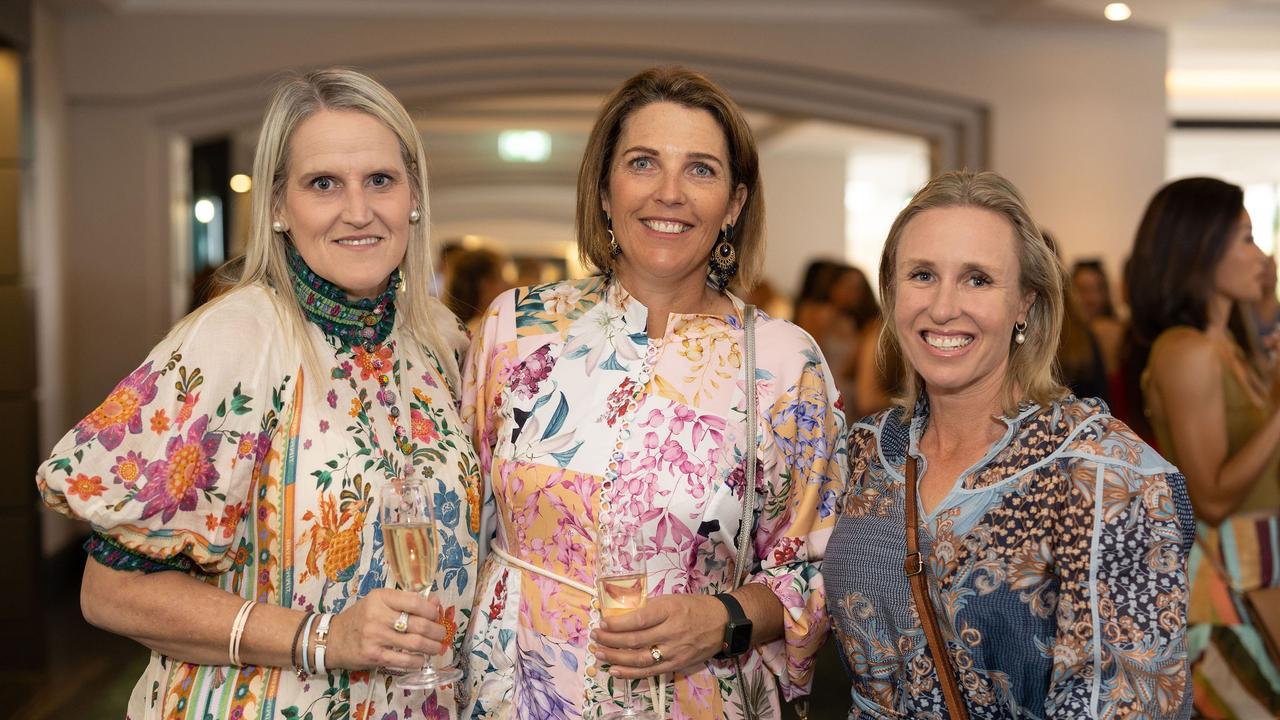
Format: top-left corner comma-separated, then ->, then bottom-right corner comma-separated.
596,522 -> 656,720
381,476 -> 463,688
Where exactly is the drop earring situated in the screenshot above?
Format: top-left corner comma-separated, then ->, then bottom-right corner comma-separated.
1014,320 -> 1028,345
607,216 -> 620,257
708,224 -> 738,289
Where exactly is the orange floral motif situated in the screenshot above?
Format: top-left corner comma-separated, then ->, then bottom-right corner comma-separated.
411,409 -> 440,445
301,492 -> 367,583
349,398 -> 363,418
67,473 -> 105,501
439,604 -> 458,647
353,343 -> 393,381
465,478 -> 482,536
150,408 -> 170,433
176,391 -> 200,427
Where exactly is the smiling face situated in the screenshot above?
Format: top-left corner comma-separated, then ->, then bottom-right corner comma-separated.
278,109 -> 413,300
601,101 -> 746,294
893,206 -> 1035,402
1212,210 -> 1266,304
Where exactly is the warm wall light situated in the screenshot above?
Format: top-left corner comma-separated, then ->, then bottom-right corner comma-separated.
1104,3 -> 1131,21
194,198 -> 216,223
498,130 -> 551,163
1167,69 -> 1280,95
229,174 -> 252,193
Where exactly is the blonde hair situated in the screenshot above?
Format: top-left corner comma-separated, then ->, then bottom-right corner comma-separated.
576,66 -> 765,289
176,67 -> 458,387
877,169 -> 1068,416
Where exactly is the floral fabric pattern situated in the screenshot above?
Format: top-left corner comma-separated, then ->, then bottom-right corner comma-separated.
460,277 -> 848,719
826,396 -> 1195,719
36,286 -> 479,720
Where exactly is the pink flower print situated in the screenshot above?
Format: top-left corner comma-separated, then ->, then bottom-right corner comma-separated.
235,433 -> 256,459
669,406 -> 696,434
643,431 -> 660,450
318,420 -> 329,433
420,692 -> 449,720
420,370 -> 438,388
325,389 -> 338,409
410,408 -> 440,444
509,344 -> 556,399
74,362 -> 160,450
110,450 -> 147,488
134,415 -> 222,522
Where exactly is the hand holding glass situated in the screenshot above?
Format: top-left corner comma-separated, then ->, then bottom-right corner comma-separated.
381,476 -> 462,688
596,522 -> 656,720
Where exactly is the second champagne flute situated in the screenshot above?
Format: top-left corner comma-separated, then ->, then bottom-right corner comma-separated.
597,521 -> 656,720
381,475 -> 463,688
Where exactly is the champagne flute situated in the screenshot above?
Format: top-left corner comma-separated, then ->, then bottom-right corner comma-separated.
381,476 -> 463,688
596,521 -> 657,720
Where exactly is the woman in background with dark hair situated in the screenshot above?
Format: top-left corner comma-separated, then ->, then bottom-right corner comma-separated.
1127,176 -> 1280,717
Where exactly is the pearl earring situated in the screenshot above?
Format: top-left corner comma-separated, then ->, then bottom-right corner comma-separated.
271,220 -> 285,233
409,208 -> 421,224
1014,320 -> 1028,345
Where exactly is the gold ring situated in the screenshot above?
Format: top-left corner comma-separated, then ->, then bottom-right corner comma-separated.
393,611 -> 410,633
649,645 -> 663,665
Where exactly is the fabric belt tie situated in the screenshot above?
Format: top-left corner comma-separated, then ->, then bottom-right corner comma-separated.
489,544 -> 669,718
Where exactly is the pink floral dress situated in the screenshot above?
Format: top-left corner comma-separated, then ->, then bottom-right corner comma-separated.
37,285 -> 480,720
460,277 -> 848,719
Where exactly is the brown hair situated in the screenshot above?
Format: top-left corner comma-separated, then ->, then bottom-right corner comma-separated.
877,169 -> 1068,416
576,66 -> 765,289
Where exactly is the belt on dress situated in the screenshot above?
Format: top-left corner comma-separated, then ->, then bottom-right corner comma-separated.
488,543 -> 670,719
490,543 -> 596,595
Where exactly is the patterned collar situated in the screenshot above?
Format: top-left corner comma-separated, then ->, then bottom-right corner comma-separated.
286,245 -> 399,351
603,275 -> 748,337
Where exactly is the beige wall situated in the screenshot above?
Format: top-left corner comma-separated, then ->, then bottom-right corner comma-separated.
33,10 -> 1168,512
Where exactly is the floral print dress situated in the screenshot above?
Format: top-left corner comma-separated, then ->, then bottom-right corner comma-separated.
37,285 -> 480,720
826,396 -> 1195,719
459,277 -> 848,719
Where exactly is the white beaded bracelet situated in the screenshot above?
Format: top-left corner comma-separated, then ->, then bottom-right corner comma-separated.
313,612 -> 334,674
228,600 -> 256,667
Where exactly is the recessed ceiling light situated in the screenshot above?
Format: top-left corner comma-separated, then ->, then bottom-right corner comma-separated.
498,130 -> 551,163
1104,3 -> 1131,21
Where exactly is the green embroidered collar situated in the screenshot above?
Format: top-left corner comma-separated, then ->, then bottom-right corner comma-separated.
286,245 -> 399,350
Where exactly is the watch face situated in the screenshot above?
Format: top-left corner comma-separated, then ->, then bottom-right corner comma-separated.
727,619 -> 753,655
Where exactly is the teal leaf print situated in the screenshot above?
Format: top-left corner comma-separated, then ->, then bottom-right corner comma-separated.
600,352 -> 626,371
549,441 -> 583,468
229,384 -> 252,415
49,457 -> 72,475
541,394 -> 569,440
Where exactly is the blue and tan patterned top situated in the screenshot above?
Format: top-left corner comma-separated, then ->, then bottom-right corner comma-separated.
826,395 -> 1194,719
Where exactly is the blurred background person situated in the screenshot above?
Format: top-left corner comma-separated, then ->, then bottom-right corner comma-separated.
1071,259 -> 1127,388
461,66 -> 847,719
444,246 -> 512,334
1044,232 -> 1109,403
829,169 -> 1192,719
793,260 -> 863,410
1127,176 -> 1280,718
33,69 -> 479,719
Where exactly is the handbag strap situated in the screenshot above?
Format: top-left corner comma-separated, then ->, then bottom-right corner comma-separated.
735,304 -> 758,588
904,457 -> 970,720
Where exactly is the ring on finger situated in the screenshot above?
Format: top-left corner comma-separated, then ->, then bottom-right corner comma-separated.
393,611 -> 410,633
649,645 -> 663,665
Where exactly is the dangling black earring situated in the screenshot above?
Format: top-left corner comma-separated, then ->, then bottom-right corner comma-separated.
708,224 -> 738,290
607,215 -> 621,258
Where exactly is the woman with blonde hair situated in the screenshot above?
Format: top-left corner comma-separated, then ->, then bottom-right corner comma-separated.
826,170 -> 1192,718
461,66 -> 847,719
36,68 -> 478,718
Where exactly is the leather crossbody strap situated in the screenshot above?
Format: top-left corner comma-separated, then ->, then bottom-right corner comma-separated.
904,457 -> 970,720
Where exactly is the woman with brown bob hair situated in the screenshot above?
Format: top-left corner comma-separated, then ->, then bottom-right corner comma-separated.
461,66 -> 846,719
825,170 -> 1192,718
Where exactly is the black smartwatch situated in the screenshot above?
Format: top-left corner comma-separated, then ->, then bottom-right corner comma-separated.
711,592 -> 753,659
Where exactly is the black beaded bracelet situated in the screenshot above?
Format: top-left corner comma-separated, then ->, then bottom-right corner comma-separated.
290,612 -> 313,673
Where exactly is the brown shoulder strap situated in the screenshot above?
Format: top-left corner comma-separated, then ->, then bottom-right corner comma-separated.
905,457 -> 971,720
